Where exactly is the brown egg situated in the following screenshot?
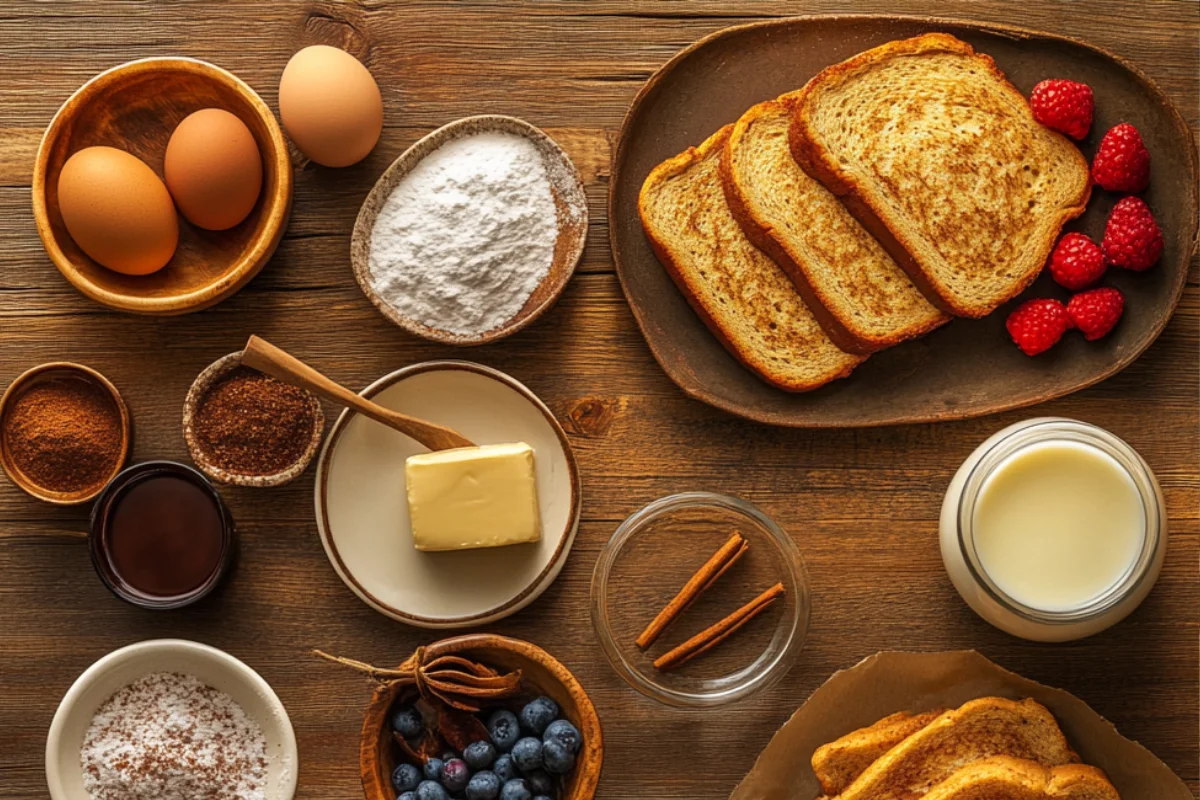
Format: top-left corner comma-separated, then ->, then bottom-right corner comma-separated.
279,45 -> 383,168
57,146 -> 178,276
164,108 -> 263,230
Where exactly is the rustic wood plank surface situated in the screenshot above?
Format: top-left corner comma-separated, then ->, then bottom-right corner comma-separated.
0,2 -> 1196,798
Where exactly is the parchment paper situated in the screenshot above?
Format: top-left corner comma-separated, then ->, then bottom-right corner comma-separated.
729,650 -> 1191,800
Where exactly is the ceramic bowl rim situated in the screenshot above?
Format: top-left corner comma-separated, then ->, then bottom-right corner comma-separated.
314,360 -> 582,628
182,351 -> 325,487
31,56 -> 293,315
349,114 -> 588,345
45,638 -> 298,800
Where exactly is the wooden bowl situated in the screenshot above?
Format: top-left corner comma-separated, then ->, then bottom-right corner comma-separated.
350,115 -> 588,345
360,634 -> 603,800
32,58 -> 292,315
182,351 -> 325,488
0,362 -> 131,505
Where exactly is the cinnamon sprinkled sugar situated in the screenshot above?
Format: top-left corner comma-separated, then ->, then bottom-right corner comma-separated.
80,672 -> 268,800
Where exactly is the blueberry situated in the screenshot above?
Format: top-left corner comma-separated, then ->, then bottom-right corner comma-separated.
418,780 -> 450,800
486,709 -> 521,752
519,697 -> 559,735
397,793 -> 416,800
465,771 -> 501,800
500,779 -> 532,800
542,720 -> 580,755
492,753 -> 518,784
463,740 -> 496,770
541,740 -> 575,776
392,763 -> 422,793
510,737 -> 543,773
441,759 -> 470,794
526,770 -> 553,797
424,758 -> 445,782
533,796 -> 553,800
442,751 -> 457,763
391,706 -> 424,739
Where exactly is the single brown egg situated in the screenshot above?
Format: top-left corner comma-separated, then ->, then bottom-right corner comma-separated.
164,108 -> 263,231
279,45 -> 383,168
57,146 -> 178,276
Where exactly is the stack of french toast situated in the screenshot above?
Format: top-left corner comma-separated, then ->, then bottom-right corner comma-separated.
811,697 -> 1119,800
639,33 -> 1091,391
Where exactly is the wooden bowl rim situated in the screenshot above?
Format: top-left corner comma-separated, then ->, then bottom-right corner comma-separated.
314,360 -> 582,628
359,633 -> 603,800
181,351 -> 325,488
31,56 -> 293,315
350,114 -> 588,345
607,13 -> 1200,427
0,362 -> 131,505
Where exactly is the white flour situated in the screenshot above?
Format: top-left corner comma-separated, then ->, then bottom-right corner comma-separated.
80,672 -> 268,800
368,131 -> 560,336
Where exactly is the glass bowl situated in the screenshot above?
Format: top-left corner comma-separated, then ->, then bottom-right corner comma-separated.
590,492 -> 809,708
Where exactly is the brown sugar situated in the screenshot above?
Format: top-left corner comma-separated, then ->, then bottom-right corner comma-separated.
192,366 -> 316,476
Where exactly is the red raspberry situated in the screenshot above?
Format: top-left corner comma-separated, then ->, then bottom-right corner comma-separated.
1006,298 -> 1072,356
1067,287 -> 1125,341
1092,123 -> 1150,192
1029,79 -> 1094,140
1048,232 -> 1106,290
1102,196 -> 1163,271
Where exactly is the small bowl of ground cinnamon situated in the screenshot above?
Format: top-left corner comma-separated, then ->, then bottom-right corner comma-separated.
0,362 -> 131,505
183,351 -> 324,488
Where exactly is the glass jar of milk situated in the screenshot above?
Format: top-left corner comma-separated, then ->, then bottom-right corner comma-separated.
940,418 -> 1166,642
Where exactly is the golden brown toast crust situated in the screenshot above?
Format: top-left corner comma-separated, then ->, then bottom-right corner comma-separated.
721,97 -> 948,354
789,33 -> 1091,318
922,756 -> 1120,800
638,125 -> 864,391
833,697 -> 1078,800
811,709 -> 947,795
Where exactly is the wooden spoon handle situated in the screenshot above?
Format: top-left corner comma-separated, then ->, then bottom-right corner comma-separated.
241,336 -> 475,452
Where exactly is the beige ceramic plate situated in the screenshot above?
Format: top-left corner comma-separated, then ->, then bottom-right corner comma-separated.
46,639 -> 297,800
314,361 -> 581,628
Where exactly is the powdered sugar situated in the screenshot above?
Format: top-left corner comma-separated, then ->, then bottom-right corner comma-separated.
80,672 -> 268,800
367,131 -> 561,336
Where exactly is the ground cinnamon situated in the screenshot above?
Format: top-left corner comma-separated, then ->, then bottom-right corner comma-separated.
193,366 -> 317,476
653,582 -> 786,672
636,532 -> 749,649
3,377 -> 123,494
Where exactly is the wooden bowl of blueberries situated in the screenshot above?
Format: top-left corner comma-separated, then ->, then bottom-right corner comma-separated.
359,634 -> 602,800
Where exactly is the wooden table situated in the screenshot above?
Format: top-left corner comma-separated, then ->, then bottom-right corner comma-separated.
1,2 -> 1196,797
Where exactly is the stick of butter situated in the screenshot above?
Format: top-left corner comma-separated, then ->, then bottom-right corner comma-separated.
405,442 -> 542,552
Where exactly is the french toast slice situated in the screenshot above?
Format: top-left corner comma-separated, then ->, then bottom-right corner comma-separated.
833,697 -> 1078,800
638,125 -> 865,392
722,97 -> 948,354
811,709 -> 947,795
923,756 -> 1120,800
790,33 -> 1091,318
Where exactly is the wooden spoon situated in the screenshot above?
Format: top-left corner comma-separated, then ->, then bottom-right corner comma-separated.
241,335 -> 475,452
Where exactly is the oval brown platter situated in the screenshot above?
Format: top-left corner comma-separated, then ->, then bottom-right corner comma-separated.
609,15 -> 1198,428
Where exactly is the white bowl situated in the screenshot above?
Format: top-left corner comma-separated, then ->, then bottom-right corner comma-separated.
314,361 -> 581,628
46,639 -> 298,800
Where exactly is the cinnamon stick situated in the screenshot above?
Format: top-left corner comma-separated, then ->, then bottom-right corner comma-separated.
653,582 -> 786,671
636,532 -> 748,649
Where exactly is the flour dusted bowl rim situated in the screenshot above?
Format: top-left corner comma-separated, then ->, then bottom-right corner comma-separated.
46,638 -> 298,800
349,114 -> 588,345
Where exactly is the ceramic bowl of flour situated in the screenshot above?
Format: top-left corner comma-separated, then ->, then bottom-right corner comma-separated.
350,115 -> 588,345
46,639 -> 297,800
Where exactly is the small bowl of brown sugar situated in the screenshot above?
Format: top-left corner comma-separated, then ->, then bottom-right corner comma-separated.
184,351 -> 324,488
0,362 -> 131,505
